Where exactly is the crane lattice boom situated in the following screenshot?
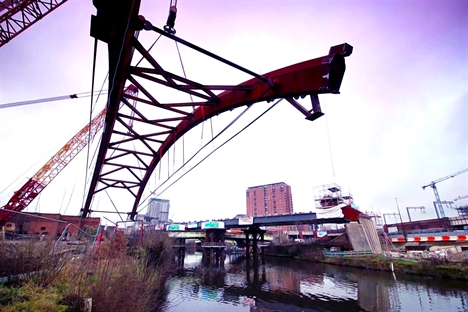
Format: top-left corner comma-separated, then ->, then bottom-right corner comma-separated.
422,168 -> 468,218
0,86 -> 138,221
454,195 -> 468,201
422,168 -> 468,189
0,0 -> 68,48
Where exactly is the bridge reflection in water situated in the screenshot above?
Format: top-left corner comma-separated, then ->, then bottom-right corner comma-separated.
164,253 -> 468,312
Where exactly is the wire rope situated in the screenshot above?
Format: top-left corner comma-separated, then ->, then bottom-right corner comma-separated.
138,104 -> 253,210
0,90 -> 109,109
82,38 -> 99,208
83,0 -> 137,215
137,99 -> 282,213
323,99 -> 336,179
146,99 -> 282,208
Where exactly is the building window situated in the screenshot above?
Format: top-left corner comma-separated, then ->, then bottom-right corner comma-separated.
246,191 -> 249,197
40,227 -> 46,231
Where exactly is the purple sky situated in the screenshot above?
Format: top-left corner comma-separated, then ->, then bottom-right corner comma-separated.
0,0 -> 467,224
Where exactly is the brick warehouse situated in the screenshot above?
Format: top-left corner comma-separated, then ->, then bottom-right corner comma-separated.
6,213 -> 100,240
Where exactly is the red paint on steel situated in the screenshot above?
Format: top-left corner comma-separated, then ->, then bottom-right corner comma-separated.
0,0 -> 69,48
125,46 -> 351,218
341,205 -> 361,221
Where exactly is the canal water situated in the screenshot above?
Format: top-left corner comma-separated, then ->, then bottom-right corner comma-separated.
163,252 -> 468,312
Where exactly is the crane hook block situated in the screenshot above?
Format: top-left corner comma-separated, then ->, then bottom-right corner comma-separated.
164,6 -> 177,34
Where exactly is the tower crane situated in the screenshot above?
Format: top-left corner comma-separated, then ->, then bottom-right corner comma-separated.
0,85 -> 138,222
422,168 -> 468,218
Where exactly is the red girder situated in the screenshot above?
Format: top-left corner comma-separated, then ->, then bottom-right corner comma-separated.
0,0 -> 68,48
81,0 -> 352,219
82,40 -> 351,219
128,48 -> 350,219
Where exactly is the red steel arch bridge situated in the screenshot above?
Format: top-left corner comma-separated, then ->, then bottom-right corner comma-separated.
1,0 -> 353,221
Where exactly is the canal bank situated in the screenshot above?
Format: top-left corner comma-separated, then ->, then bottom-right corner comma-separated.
266,244 -> 468,280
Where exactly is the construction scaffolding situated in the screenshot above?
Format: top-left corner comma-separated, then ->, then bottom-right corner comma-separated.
454,205 -> 468,216
314,183 -> 354,209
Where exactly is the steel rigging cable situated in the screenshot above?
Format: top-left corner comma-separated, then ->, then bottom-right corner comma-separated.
0,90 -> 109,109
137,99 -> 283,212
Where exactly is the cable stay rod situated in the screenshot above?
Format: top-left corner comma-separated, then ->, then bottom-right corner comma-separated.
143,20 -> 270,84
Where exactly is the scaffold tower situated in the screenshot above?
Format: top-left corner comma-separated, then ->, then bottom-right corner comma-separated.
314,183 -> 353,209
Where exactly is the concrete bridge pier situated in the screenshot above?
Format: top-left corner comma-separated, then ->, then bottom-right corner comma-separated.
246,260 -> 267,285
173,237 -> 186,267
243,227 -> 266,266
202,229 -> 226,267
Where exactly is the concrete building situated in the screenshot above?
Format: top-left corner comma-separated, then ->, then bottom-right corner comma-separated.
246,182 -> 293,217
147,198 -> 170,224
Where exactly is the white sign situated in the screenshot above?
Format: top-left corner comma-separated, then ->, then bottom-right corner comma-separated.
387,226 -> 398,233
201,221 -> 225,230
187,221 -> 198,229
238,216 -> 254,225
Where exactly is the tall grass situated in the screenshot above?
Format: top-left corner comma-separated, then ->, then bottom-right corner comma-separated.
0,236 -> 72,287
0,230 -> 177,312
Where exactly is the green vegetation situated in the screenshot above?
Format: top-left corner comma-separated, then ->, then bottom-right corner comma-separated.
0,231 -> 176,312
0,283 -> 67,312
299,253 -> 468,280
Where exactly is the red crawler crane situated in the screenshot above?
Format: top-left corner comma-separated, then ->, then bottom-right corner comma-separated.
0,85 -> 138,221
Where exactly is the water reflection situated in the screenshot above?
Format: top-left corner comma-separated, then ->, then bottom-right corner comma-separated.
164,253 -> 468,312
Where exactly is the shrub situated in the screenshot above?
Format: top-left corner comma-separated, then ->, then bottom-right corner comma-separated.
0,230 -> 177,312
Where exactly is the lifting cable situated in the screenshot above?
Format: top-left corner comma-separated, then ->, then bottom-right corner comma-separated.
58,188 -> 67,215
137,98 -> 283,212
0,90 -> 108,109
141,104 -> 253,209
63,181 -> 76,216
135,34 -> 162,67
82,0 -> 137,214
323,99 -> 336,179
175,40 -> 214,150
82,38 -> 99,209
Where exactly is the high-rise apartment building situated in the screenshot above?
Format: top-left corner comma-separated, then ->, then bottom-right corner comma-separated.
147,198 -> 170,224
246,182 -> 293,217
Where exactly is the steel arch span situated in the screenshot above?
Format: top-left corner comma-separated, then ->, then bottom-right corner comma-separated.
82,0 -> 353,220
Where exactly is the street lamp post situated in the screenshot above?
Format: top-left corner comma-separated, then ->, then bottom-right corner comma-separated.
395,198 -> 407,240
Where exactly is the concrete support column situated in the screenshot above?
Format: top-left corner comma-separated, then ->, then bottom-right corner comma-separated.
202,228 -> 226,267
243,227 -> 266,266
